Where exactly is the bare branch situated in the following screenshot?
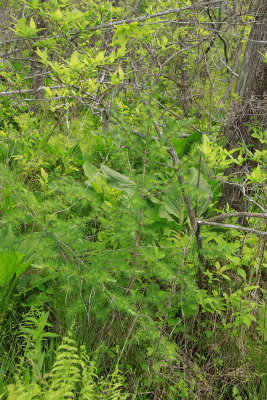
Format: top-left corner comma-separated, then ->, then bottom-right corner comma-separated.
85,1 -> 224,32
203,212 -> 267,223
241,187 -> 267,213
198,221 -> 267,236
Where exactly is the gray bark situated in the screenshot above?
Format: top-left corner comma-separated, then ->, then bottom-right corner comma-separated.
0,0 -> 9,22
219,0 -> 267,220
235,0 -> 267,99
29,0 -> 46,100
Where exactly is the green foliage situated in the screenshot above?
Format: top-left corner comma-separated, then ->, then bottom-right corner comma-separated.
0,0 -> 266,398
6,327 -> 128,400
19,310 -> 59,381
0,251 -> 31,288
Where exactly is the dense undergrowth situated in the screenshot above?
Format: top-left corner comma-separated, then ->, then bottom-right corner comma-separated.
0,0 -> 266,399
0,103 -> 266,399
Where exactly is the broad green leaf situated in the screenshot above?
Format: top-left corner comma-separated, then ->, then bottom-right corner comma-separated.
171,132 -> 202,158
71,145 -> 84,166
116,46 -> 126,58
233,386 -> 239,395
189,167 -> 210,194
0,251 -> 31,287
45,86 -> 53,96
111,71 -> 118,85
83,161 -> 99,181
118,66 -> 124,79
244,285 -> 259,291
246,313 -> 256,322
15,17 -> 27,37
171,137 -> 187,156
68,51 -> 81,70
109,51 -> 116,63
24,292 -> 52,306
53,9 -> 63,21
162,188 -> 183,221
20,327 -> 36,336
41,332 -> 59,338
15,17 -> 39,38
95,51 -> 105,63
242,315 -> 252,328
189,167 -> 211,211
237,267 -> 246,280
40,168 -> 48,181
29,0 -> 40,9
36,48 -> 48,67
101,166 -> 135,195
247,165 -> 265,183
29,17 -> 36,31
158,206 -> 174,221
22,188 -> 39,210
202,135 -> 212,155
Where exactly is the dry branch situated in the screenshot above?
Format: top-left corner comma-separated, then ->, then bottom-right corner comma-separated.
198,221 -> 267,236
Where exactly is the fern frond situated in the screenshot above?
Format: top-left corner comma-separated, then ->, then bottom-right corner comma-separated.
97,367 -> 129,400
79,346 -> 97,400
45,334 -> 82,400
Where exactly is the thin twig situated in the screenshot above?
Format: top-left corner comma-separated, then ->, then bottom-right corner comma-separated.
198,221 -> 267,236
203,212 -> 267,223
81,1 -> 224,32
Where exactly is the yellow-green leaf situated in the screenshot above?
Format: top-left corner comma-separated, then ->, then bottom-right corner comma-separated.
237,267 -> 246,280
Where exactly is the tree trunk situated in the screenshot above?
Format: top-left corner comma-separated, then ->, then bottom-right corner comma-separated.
235,4 -> 267,99
219,0 -> 267,220
29,0 -> 46,101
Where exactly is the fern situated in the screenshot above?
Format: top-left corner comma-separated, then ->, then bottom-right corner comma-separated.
96,367 -> 129,400
45,334 -> 81,399
80,348 -> 128,400
79,347 -> 97,400
5,330 -> 129,400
